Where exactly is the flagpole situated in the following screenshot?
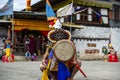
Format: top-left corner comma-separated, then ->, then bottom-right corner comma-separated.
11,0 -> 14,43
11,11 -> 14,44
70,0 -> 73,33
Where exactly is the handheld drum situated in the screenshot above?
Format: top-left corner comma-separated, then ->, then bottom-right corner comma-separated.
53,39 -> 76,62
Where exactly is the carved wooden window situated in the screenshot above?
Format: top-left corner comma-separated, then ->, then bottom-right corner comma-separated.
62,15 -> 71,23
109,10 -> 113,20
64,16 -> 69,23
113,5 -> 120,21
92,8 -> 100,23
75,7 -> 88,21
59,5 -> 109,26
74,6 -> 109,25
59,17 -> 64,23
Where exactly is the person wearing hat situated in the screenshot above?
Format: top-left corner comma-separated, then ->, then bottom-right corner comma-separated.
4,40 -> 13,62
102,46 -> 108,62
40,29 -> 84,80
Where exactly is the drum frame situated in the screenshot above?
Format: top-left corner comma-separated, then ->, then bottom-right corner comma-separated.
53,39 -> 76,62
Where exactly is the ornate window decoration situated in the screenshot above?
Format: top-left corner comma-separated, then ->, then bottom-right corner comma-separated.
113,5 -> 120,21
59,5 -> 109,26
73,5 -> 109,26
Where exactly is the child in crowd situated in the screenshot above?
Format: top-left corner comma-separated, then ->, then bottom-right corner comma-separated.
25,51 -> 31,61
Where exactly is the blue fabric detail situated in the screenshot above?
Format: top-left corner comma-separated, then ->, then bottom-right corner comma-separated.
46,3 -> 56,18
58,62 -> 70,80
6,44 -> 10,48
48,50 -> 53,59
0,0 -> 13,16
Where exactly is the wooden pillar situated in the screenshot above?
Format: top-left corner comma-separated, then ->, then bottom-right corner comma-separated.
7,26 -> 11,40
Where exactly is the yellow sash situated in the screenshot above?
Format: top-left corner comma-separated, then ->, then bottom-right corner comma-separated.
41,59 -> 51,80
6,48 -> 11,57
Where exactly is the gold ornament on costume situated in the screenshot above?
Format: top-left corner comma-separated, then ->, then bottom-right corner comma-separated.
47,29 -> 71,43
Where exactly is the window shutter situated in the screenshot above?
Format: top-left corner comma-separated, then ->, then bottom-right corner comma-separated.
109,10 -> 113,20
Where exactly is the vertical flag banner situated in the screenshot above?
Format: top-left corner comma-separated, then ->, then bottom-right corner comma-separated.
46,0 -> 62,29
7,26 -> 11,40
57,3 -> 73,17
0,0 -> 13,16
46,0 -> 57,21
96,14 -> 104,24
92,9 -> 104,24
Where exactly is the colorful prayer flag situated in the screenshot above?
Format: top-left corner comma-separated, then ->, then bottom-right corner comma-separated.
46,0 -> 62,29
57,3 -> 73,17
92,9 -> 104,24
46,0 -> 57,21
97,14 -> 104,24
0,0 -> 13,16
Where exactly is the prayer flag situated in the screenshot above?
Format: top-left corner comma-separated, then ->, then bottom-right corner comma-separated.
96,14 -> 104,24
46,0 -> 62,29
46,0 -> 57,21
92,9 -> 104,24
0,0 -> 13,16
57,3 -> 73,17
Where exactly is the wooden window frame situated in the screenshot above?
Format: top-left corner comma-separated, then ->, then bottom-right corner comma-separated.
73,6 -> 109,26
61,5 -> 109,27
113,5 -> 120,21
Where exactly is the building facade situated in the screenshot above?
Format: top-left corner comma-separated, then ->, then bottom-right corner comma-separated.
30,0 -> 120,60
109,0 -> 120,58
57,0 -> 120,60
0,16 -> 12,45
13,11 -> 51,55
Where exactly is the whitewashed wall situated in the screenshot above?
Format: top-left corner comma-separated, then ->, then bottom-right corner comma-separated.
72,26 -> 120,60
111,28 -> 120,53
110,20 -> 120,53
72,27 -> 110,38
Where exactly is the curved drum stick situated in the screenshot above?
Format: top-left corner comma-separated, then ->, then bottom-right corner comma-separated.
75,64 -> 87,78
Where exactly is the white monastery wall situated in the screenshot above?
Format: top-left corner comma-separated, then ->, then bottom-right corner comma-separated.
72,26 -> 120,60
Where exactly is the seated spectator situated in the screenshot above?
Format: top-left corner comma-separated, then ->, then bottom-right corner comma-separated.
25,51 -> 31,61
108,47 -> 119,62
31,53 -> 37,61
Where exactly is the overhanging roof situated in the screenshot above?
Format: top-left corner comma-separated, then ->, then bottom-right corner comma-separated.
0,20 -> 12,23
31,0 -> 70,11
14,11 -> 47,20
30,0 -> 112,12
23,0 -> 66,12
73,0 -> 112,8
0,20 -> 12,26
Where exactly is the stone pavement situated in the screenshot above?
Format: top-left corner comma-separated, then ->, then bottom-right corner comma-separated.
0,61 -> 120,80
